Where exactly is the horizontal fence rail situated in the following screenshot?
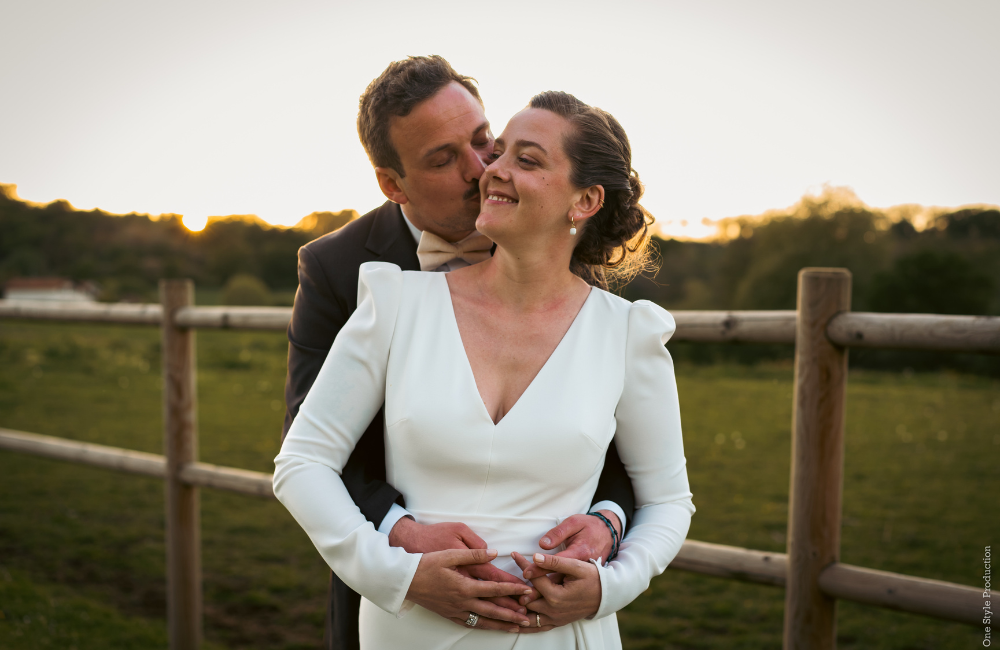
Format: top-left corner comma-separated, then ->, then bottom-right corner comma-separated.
173,306 -> 293,331
0,428 -> 273,498
3,299 -> 998,352
177,462 -> 274,498
671,310 -> 797,344
670,538 -> 787,586
0,427 -> 167,479
0,426 -> 983,627
673,541 -> 982,626
817,563 -> 982,625
827,312 -> 1000,353
0,299 -> 163,325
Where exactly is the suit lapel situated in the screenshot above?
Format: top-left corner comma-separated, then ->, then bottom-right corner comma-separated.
365,201 -> 420,272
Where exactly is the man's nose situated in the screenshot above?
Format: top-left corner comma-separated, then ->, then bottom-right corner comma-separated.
462,146 -> 488,183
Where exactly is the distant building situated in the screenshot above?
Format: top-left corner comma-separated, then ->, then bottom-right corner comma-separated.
3,278 -> 98,302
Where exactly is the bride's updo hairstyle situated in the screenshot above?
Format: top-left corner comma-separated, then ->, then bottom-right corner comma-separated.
529,91 -> 656,290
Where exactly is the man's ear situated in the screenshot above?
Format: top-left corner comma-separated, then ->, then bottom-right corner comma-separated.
572,185 -> 605,222
375,167 -> 409,205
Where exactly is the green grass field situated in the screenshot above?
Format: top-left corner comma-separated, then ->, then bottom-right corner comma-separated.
0,320 -> 996,649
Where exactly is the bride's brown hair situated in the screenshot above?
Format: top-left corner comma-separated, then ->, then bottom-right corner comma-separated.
529,91 -> 657,291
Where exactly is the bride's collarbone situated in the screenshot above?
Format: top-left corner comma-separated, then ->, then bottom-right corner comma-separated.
454,307 -> 584,425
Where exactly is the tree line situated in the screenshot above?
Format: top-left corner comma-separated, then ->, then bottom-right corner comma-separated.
619,188 -> 999,373
0,184 -> 355,302
2,183 -> 997,372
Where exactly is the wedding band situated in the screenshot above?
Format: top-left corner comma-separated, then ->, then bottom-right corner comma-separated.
465,612 -> 479,627
536,613 -> 541,628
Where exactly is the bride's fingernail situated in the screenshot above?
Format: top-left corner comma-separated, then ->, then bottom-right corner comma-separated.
540,536 -> 551,546
487,549 -> 498,558
533,553 -> 545,563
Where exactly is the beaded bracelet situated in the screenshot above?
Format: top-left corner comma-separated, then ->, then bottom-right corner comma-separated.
587,511 -> 620,563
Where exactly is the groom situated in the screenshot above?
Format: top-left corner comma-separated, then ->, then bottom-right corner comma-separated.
283,55 -> 636,649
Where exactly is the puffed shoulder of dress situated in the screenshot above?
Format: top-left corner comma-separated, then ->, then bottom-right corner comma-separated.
355,260 -> 404,307
589,298 -> 694,620
273,261 -> 420,617
627,299 -> 677,345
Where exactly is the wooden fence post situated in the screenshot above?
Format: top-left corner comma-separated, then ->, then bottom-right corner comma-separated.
784,268 -> 851,650
161,280 -> 202,650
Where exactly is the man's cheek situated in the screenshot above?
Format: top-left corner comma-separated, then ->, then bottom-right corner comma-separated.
427,177 -> 463,203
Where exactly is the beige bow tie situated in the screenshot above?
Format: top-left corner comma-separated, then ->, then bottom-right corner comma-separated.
416,230 -> 493,272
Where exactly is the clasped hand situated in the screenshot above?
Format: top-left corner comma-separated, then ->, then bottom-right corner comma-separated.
390,512 -> 617,632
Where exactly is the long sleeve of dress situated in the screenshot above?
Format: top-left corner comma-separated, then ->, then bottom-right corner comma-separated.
592,300 -> 695,620
272,262 -> 421,617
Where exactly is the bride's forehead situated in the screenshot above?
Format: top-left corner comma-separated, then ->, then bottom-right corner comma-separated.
498,108 -> 570,146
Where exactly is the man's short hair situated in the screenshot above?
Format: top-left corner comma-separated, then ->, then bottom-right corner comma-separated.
357,55 -> 482,177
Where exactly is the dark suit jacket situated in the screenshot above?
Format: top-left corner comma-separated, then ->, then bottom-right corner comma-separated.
282,200 -> 636,650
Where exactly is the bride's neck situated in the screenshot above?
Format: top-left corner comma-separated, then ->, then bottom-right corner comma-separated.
475,245 -> 585,311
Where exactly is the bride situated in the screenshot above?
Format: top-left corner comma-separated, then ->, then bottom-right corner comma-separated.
273,90 -> 695,649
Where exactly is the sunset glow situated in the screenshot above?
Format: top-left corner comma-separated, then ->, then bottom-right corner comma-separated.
181,214 -> 210,233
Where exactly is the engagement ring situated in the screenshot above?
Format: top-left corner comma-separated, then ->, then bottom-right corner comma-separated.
465,613 -> 479,627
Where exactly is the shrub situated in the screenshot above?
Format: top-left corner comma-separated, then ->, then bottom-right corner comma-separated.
222,274 -> 271,306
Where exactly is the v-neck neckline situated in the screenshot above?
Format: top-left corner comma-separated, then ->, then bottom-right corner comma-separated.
440,274 -> 596,427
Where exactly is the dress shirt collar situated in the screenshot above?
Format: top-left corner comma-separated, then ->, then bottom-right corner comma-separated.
399,204 -> 422,247
399,204 -> 485,248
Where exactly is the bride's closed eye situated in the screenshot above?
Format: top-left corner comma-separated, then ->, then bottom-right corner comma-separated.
487,147 -> 538,168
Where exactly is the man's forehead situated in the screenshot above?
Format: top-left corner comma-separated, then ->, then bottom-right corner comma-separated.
417,119 -> 490,160
390,83 -> 489,158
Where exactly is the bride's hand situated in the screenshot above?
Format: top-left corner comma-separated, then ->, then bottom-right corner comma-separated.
510,551 -> 601,632
405,548 -> 534,632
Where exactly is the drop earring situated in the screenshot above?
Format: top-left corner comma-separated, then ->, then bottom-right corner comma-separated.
569,215 -> 577,236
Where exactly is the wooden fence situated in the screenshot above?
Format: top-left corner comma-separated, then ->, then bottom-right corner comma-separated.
1,267 -> 997,650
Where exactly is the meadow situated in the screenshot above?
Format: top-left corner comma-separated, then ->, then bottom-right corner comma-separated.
0,320 -> 996,649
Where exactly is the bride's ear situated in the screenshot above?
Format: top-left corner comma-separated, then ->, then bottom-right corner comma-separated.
572,185 -> 605,223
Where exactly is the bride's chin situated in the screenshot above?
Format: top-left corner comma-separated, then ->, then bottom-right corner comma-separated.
475,213 -> 501,238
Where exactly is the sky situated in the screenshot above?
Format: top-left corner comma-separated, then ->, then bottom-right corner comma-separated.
1,0 -> 997,238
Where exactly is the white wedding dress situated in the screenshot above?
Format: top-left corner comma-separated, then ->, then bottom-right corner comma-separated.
273,262 -> 695,649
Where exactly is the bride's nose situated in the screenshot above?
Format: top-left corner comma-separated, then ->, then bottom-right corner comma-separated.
483,156 -> 511,184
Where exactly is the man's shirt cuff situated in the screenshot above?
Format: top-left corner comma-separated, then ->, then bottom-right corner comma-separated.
590,500 -> 627,534
377,503 -> 414,537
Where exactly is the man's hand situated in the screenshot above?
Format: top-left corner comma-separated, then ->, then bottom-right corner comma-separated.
388,517 -> 485,555
511,552 -> 601,633
521,510 -> 620,583
388,518 -> 529,627
405,548 -> 534,632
